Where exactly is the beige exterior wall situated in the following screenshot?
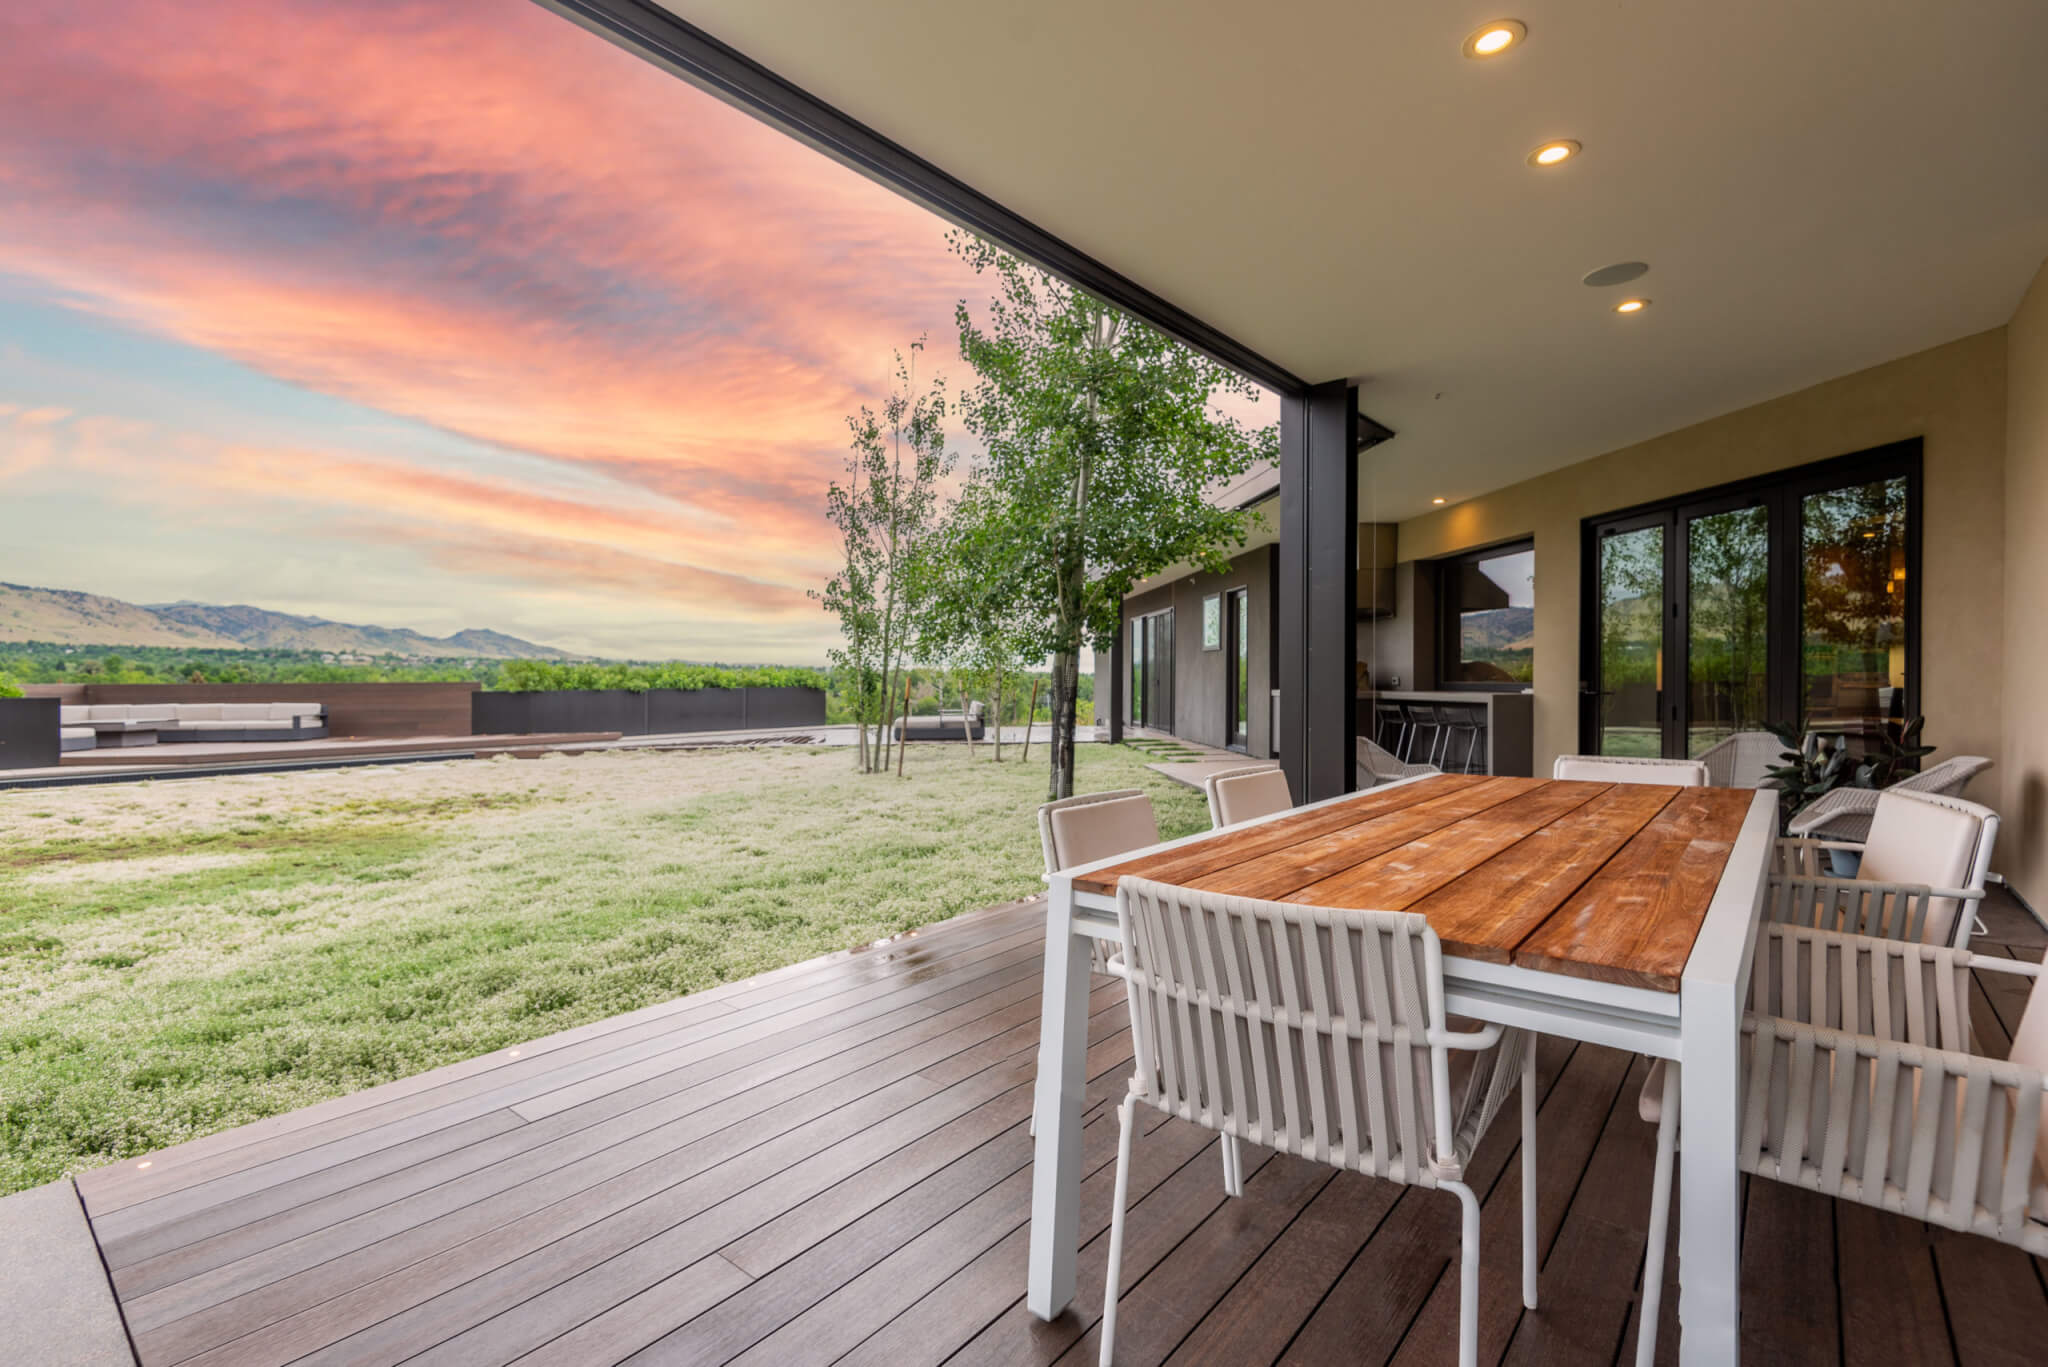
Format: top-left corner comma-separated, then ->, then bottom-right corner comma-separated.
1391,329 -> 2009,844
2002,261 -> 2048,895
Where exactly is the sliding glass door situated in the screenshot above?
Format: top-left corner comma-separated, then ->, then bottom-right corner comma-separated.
1581,442 -> 1918,758
1129,609 -> 1174,730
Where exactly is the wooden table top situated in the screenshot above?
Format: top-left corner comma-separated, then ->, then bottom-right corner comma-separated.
1071,773 -> 1758,992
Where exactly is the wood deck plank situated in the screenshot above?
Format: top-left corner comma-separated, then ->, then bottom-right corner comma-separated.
57,892 -> 2048,1367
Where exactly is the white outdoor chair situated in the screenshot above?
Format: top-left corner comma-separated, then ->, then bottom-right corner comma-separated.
1695,730 -> 1781,788
1356,735 -> 1440,789
1788,755 -> 1993,844
1099,878 -> 1538,1367
1550,754 -> 1711,786
1202,764 -> 1292,828
1038,788 -> 1248,1193
1630,922 -> 2046,1365
1768,789 -> 2000,950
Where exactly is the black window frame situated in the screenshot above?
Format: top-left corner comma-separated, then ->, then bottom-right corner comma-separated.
1576,437 -> 1923,756
1436,537 -> 1538,694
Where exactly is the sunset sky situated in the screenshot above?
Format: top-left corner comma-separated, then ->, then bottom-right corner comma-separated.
0,0 -> 1017,661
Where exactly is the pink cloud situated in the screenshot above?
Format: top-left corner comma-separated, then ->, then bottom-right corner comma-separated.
0,0 -> 985,599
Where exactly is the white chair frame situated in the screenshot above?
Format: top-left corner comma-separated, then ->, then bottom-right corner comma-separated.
1695,730 -> 1782,789
1632,923 -> 2045,1365
1100,878 -> 1538,1367
1550,754 -> 1712,786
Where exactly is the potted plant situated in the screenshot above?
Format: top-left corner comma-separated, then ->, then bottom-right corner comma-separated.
1762,716 -> 1936,873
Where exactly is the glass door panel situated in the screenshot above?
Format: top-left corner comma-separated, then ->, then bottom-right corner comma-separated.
1227,588 -> 1250,749
1802,476 -> 1908,741
1596,524 -> 1665,756
1684,505 -> 1770,756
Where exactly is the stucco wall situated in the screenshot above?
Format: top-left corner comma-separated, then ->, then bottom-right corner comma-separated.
1391,328 -> 2009,824
2001,262 -> 2048,897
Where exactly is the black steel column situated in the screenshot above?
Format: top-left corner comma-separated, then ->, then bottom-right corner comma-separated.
1107,619 -> 1125,745
1278,381 -> 1358,801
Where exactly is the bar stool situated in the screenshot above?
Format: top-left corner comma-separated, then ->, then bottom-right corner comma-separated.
1400,703 -> 1441,766
1443,703 -> 1487,774
1374,702 -> 1409,759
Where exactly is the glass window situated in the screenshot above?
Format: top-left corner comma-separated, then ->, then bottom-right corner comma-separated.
1802,476 -> 1909,740
1442,543 -> 1535,686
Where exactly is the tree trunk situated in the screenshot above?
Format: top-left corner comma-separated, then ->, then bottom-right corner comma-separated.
1021,677 -> 1039,761
1048,650 -> 1079,799
896,671 -> 913,778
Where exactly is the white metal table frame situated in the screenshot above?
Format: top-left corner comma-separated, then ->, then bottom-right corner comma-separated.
1025,774 -> 1776,1366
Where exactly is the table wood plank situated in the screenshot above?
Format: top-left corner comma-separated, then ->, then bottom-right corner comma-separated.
1069,773 -> 1480,896
1185,777 -> 1543,899
1511,787 -> 1755,991
1281,780 -> 1611,912
1403,783 -> 1681,963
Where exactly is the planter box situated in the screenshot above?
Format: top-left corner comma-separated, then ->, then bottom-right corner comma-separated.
0,697 -> 61,770
472,686 -> 824,738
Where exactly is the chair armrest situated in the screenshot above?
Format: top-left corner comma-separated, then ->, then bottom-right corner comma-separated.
1750,923 -> 1975,1046
1786,786 -> 1880,838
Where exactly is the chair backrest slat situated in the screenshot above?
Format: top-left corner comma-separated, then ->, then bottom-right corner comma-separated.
1116,877 -> 1465,1186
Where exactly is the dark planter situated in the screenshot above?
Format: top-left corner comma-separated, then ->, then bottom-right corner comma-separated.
646,688 -> 744,733
472,686 -> 825,737
0,697 -> 60,770
743,686 -> 827,729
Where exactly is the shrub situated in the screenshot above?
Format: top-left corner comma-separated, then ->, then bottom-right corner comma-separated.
495,660 -> 824,693
0,675 -> 22,699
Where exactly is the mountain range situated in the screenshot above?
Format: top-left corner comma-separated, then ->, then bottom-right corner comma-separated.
0,583 -> 574,659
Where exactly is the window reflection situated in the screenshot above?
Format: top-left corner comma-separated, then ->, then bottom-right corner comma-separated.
1803,476 -> 1908,739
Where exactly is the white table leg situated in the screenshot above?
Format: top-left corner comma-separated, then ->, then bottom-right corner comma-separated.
1676,971 -> 1742,1366
1027,877 -> 1096,1319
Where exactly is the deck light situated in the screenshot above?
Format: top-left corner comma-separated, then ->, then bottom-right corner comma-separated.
1432,497 -> 1447,505
1615,298 -> 1650,314
1463,19 -> 1526,58
137,1160 -> 152,1170
1529,140 -> 1580,167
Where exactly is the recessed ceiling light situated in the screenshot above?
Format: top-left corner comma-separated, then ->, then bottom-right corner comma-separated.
1462,19 -> 1526,58
1432,497 -> 1447,505
1583,261 -> 1650,288
1615,298 -> 1651,314
137,1160 -> 152,1170
1528,140 -> 1580,168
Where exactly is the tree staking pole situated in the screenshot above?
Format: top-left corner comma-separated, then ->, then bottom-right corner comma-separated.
1021,676 -> 1039,760
896,672 -> 913,778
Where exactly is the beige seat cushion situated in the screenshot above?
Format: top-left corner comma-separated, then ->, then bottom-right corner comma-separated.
1045,795 -> 1159,873
1857,790 -> 1985,946
173,704 -> 223,722
127,705 -> 177,723
2007,973 -> 2048,1183
1210,768 -> 1292,827
1552,755 -> 1710,786
85,705 -> 130,722
219,703 -> 273,721
60,706 -> 88,724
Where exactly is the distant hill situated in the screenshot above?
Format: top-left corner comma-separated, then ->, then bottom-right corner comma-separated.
0,583 -> 575,659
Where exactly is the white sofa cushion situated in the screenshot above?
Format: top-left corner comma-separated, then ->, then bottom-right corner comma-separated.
60,706 -> 88,724
219,703 -> 272,721
85,704 -> 131,721
173,704 -> 223,721
128,705 -> 177,722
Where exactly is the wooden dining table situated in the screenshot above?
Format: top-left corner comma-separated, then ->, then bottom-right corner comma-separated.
1026,771 -> 1778,1366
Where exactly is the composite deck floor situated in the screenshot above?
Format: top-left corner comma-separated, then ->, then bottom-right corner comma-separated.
71,893 -> 2048,1367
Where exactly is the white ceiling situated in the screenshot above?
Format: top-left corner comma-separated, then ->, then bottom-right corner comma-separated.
655,1 -> 2048,520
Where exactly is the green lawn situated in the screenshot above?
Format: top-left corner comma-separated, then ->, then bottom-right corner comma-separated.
0,743 -> 1205,1194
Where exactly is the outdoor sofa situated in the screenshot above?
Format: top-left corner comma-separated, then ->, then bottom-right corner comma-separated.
892,699 -> 986,742
58,702 -> 329,748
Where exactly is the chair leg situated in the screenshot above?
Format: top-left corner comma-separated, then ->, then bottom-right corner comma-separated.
1100,1096 -> 1138,1367
1636,1062 -> 1682,1367
1446,1180 -> 1482,1367
1521,1041 -> 1539,1310
1220,1134 -> 1242,1197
